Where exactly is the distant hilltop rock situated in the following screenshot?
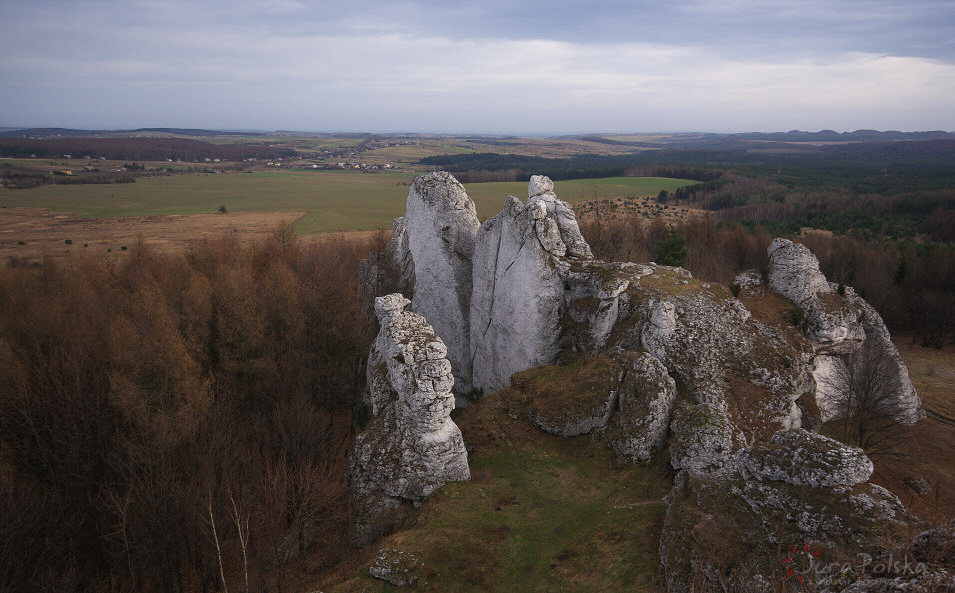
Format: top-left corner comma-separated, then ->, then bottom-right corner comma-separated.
357,172 -> 926,589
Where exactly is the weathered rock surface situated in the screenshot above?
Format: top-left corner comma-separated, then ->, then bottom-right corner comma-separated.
404,172 -> 480,390
739,428 -> 873,488
845,294 -> 925,424
470,179 -> 594,392
369,548 -> 422,587
356,173 -> 928,591
358,216 -> 415,301
635,284 -> 810,451
607,352 -> 676,463
660,458 -> 915,593
348,294 -> 469,547
768,238 -> 866,355
669,400 -> 737,475
768,238 -> 924,424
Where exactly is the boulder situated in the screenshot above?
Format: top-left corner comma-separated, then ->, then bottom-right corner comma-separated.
404,172 -> 480,391
347,294 -> 470,547
739,428 -> 873,488
369,548 -> 421,587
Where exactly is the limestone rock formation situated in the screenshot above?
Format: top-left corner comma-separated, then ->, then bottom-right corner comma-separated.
404,172 -> 480,390
767,238 -> 924,424
607,352 -> 676,463
768,238 -> 866,354
347,294 -> 470,547
470,179 -> 594,392
357,216 -> 414,301
669,400 -> 737,475
739,428 -> 873,488
636,285 -> 811,449
357,173 -> 928,590
661,447 -> 914,593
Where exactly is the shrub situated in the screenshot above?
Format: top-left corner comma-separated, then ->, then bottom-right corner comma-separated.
787,306 -> 806,327
354,399 -> 371,430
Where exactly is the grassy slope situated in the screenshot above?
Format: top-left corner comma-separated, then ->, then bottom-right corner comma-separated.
0,174 -> 697,233
317,386 -> 674,592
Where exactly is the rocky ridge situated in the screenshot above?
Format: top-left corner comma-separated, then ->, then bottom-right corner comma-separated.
355,173 -> 928,591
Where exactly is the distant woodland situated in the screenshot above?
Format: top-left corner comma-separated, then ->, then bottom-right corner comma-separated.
0,137 -> 295,162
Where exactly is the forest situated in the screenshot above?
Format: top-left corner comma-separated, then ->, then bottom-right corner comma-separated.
0,227 -> 375,592
0,137 -> 295,162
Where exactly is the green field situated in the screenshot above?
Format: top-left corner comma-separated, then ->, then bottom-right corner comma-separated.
0,171 -> 698,234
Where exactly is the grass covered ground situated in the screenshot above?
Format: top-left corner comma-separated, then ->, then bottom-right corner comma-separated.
0,171 -> 698,234
314,386 -> 674,593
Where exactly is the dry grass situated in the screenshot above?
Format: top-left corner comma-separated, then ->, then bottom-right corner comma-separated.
869,337 -> 955,523
0,207 -> 385,265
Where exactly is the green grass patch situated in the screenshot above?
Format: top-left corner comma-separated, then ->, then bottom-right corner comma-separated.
326,387 -> 670,592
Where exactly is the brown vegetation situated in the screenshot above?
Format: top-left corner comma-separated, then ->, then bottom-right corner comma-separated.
579,213 -> 955,342
0,225 -> 376,593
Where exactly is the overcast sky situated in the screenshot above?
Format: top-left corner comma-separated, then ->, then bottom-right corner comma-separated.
2,0 -> 954,133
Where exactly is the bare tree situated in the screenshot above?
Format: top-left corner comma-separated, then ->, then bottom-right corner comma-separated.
821,339 -> 916,460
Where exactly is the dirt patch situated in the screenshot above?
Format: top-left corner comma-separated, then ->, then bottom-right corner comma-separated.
0,207 -> 380,264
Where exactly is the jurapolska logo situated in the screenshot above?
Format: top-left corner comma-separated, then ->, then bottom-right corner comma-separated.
780,541 -> 930,586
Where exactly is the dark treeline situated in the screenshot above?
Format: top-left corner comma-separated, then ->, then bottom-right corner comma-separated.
579,215 -> 955,347
0,137 -> 296,162
419,152 -> 722,183
2,169 -> 138,189
421,140 -> 955,195
674,174 -> 955,241
0,226 -> 375,593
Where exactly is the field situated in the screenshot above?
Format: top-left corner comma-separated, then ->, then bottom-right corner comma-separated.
0,171 -> 697,262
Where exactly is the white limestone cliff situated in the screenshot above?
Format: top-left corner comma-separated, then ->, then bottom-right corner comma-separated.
404,172 -> 480,391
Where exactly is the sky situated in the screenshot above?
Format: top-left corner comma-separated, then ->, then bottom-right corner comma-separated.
1,0 -> 954,134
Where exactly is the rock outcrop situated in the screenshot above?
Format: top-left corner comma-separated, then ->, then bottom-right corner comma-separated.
347,294 -> 470,547
470,177 -> 594,392
358,173 -> 927,589
739,428 -> 873,488
768,238 -> 924,424
607,352 -> 676,463
403,172 -> 481,391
